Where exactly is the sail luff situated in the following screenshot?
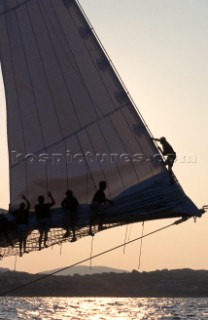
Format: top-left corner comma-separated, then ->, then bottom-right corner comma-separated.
75,0 -> 158,142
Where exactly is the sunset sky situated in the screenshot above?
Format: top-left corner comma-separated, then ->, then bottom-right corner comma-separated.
0,0 -> 208,274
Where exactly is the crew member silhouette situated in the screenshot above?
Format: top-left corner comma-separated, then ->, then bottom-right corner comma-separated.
12,195 -> 30,257
61,190 -> 79,242
153,137 -> 176,171
35,192 -> 55,250
89,181 -> 114,236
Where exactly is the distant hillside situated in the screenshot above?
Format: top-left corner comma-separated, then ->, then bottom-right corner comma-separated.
42,265 -> 128,276
1,268 -> 208,297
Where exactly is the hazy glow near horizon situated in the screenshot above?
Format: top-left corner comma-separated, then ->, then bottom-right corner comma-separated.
0,0 -> 208,274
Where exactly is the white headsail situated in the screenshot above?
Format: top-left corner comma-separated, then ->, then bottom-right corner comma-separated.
0,0 -> 200,221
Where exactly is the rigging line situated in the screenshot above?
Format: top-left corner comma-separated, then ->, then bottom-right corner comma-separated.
128,224 -> 133,240
90,235 -> 94,270
59,242 -> 63,256
85,162 -> 90,204
0,217 -> 188,296
14,254 -> 17,272
138,222 -> 144,270
123,225 -> 129,254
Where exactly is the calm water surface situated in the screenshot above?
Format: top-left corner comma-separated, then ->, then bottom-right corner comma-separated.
0,297 -> 208,320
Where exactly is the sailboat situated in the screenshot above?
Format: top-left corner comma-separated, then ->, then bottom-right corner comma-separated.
0,0 -> 204,258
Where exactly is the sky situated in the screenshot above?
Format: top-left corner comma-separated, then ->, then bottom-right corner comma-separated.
0,0 -> 208,274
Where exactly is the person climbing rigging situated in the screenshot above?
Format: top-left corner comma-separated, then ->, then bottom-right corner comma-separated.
35,192 -> 55,250
61,190 -> 79,242
89,180 -> 114,236
153,137 -> 176,171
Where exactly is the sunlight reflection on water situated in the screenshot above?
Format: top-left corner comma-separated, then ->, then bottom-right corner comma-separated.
0,297 -> 208,320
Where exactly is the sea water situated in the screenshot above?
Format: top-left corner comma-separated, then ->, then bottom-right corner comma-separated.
0,297 -> 208,320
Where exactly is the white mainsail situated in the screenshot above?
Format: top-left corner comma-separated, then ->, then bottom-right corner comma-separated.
0,0 -> 200,227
